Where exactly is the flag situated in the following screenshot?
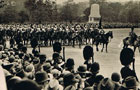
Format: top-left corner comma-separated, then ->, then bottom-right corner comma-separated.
98,16 -> 102,29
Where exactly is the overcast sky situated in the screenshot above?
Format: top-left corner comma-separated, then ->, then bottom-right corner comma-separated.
56,0 -> 139,4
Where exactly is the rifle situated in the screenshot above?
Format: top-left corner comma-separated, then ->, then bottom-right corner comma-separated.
133,58 -> 139,82
63,47 -> 65,62
38,33 -> 41,52
92,55 -> 94,63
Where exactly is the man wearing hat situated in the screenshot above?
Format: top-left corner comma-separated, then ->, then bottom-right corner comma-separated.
77,65 -> 91,90
42,63 -> 53,81
12,79 -> 41,90
63,73 -> 78,90
47,69 -> 63,90
98,78 -> 116,90
36,54 -> 47,72
111,72 -> 121,90
85,62 -> 100,87
63,58 -> 75,73
52,52 -> 65,72
35,71 -> 49,90
53,42 -> 65,62
120,76 -> 139,90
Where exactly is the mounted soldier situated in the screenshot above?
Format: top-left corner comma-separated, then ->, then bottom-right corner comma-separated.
129,26 -> 137,45
99,26 -> 105,41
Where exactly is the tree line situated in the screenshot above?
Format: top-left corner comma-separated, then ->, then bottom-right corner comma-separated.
0,0 -> 140,24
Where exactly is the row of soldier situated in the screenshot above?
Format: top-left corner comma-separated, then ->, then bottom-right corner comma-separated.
0,24 -> 106,48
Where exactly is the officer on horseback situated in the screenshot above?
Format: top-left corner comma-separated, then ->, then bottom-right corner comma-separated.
99,26 -> 105,40
129,26 -> 137,45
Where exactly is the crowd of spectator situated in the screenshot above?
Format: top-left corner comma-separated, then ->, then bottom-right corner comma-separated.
0,41 -> 139,90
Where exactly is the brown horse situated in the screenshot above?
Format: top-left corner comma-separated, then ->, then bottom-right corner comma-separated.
123,36 -> 140,52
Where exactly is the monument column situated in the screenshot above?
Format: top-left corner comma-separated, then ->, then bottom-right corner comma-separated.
88,4 -> 101,24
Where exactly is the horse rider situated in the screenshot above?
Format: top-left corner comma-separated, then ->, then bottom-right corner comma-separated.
99,26 -> 105,39
129,27 -> 137,45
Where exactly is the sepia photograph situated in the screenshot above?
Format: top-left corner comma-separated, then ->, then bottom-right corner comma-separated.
0,0 -> 140,90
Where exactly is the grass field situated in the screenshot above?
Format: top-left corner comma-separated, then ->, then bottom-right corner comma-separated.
27,28 -> 140,79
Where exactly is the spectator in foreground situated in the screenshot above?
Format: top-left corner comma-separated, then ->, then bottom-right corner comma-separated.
85,62 -> 100,87
119,76 -> 139,90
12,79 -> 41,90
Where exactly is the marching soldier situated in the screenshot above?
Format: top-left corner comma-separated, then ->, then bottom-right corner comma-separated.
83,45 -> 94,70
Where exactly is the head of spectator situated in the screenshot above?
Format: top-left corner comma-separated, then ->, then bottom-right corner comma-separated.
25,64 -> 35,78
23,54 -> 31,62
111,72 -> 120,83
77,65 -> 89,78
52,52 -> 63,64
123,76 -> 139,90
12,79 -> 41,90
32,49 -> 40,57
93,75 -> 104,90
18,52 -> 24,59
9,55 -> 15,63
51,69 -> 61,79
39,54 -> 46,64
48,69 -> 62,90
98,78 -> 115,90
33,58 -> 40,65
63,73 -> 78,88
94,75 -> 104,84
65,58 -> 75,72
7,76 -> 21,90
16,69 -> 27,79
90,62 -> 100,75
120,48 -> 134,67
43,63 -> 51,73
48,79 -> 61,90
2,63 -> 15,74
35,71 -> 49,89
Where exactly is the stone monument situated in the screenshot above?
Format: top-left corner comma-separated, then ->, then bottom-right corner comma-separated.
88,4 -> 101,24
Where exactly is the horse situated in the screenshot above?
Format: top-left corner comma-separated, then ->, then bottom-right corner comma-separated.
94,31 -> 113,53
123,36 -> 140,53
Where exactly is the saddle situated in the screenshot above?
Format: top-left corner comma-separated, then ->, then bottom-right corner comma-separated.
126,37 -> 136,46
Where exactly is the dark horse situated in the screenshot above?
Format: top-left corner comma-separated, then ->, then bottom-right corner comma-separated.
123,36 -> 140,52
94,31 -> 113,52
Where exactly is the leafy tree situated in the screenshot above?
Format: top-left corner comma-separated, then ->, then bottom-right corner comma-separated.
18,11 -> 29,23
2,6 -> 19,23
0,0 -> 6,8
59,0 -> 79,23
